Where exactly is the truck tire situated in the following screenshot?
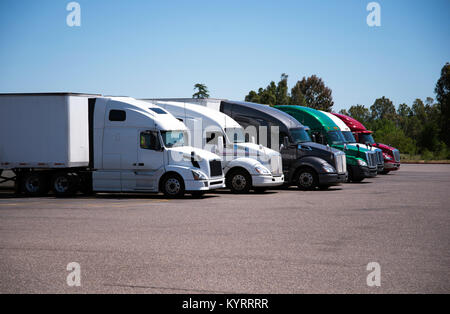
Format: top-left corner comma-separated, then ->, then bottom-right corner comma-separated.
22,172 -> 49,196
52,172 -> 79,197
226,169 -> 252,194
348,168 -> 364,183
295,168 -> 318,190
161,173 -> 185,198
381,170 -> 390,175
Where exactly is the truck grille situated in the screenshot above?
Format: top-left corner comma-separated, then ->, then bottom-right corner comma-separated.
376,150 -> 384,166
209,160 -> 223,177
334,153 -> 346,174
393,149 -> 400,162
366,152 -> 377,168
269,155 -> 283,176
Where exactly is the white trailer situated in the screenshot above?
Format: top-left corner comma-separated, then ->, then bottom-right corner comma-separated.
0,93 -> 225,198
144,100 -> 284,193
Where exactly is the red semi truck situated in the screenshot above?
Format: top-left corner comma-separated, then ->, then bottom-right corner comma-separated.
332,113 -> 401,174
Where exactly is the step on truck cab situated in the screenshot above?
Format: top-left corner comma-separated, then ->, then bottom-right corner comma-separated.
275,105 -> 378,183
218,101 -> 348,190
332,113 -> 401,174
0,93 -> 225,198
144,100 -> 284,193
320,111 -> 385,174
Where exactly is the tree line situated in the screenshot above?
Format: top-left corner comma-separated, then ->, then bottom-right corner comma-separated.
242,63 -> 450,160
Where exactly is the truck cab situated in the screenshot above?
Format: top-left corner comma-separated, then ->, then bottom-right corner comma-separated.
92,97 -> 225,197
332,113 -> 401,174
145,100 -> 284,193
219,101 -> 347,190
275,106 -> 378,182
320,111 -> 385,174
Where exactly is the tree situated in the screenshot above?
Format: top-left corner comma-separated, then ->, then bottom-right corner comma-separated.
245,90 -> 261,103
193,83 -> 210,99
293,75 -> 334,111
435,62 -> 450,146
290,81 -> 305,106
348,104 -> 371,125
276,73 -> 290,105
370,96 -> 396,121
338,109 -> 349,116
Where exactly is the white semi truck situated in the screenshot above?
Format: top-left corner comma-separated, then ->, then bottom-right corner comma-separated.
144,100 -> 284,193
0,93 -> 225,198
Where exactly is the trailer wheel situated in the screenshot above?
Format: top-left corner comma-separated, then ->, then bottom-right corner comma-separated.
52,172 -> 79,197
161,173 -> 185,198
22,172 -> 49,196
226,169 -> 252,194
295,168 -> 318,190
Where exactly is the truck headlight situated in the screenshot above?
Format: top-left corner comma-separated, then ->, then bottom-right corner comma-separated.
357,159 -> 368,167
254,165 -> 271,175
192,170 -> 207,181
322,163 -> 336,173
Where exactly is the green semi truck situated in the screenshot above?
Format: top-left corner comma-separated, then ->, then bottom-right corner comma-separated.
275,106 -> 378,182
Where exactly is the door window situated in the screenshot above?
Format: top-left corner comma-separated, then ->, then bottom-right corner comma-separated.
140,131 -> 161,151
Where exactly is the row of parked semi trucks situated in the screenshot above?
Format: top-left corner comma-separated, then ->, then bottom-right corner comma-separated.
0,93 -> 401,198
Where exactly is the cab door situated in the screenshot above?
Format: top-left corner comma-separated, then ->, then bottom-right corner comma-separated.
132,130 -> 165,191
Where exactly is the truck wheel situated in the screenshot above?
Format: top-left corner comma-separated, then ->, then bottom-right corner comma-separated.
22,172 -> 49,196
381,170 -> 390,175
295,168 -> 318,190
161,174 -> 185,198
318,185 -> 330,190
226,169 -> 252,194
52,172 -> 79,197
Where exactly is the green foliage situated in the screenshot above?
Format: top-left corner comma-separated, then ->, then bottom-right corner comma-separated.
370,97 -> 396,121
244,73 -> 334,110
435,62 -> 450,146
293,75 -> 334,111
192,83 -> 210,99
371,119 -> 417,155
348,104 -> 370,125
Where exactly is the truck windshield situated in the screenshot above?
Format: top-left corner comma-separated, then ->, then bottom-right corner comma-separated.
160,131 -> 188,148
342,131 -> 356,143
290,128 -> 311,144
359,133 -> 375,144
225,128 -> 245,143
327,131 -> 346,145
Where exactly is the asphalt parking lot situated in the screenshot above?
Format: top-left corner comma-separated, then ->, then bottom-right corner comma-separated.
0,164 -> 449,294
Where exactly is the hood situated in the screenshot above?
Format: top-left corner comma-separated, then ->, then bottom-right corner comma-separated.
373,142 -> 396,152
168,146 -> 221,163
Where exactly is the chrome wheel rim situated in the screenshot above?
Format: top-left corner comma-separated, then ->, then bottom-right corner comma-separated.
54,176 -> 69,193
232,174 -> 247,191
165,178 -> 181,195
299,172 -> 313,187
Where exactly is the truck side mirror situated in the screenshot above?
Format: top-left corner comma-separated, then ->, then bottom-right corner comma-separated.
217,136 -> 224,154
311,134 -> 316,142
283,136 -> 289,148
251,136 -> 256,144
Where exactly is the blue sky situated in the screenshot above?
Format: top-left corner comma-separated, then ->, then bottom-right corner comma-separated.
0,0 -> 449,112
